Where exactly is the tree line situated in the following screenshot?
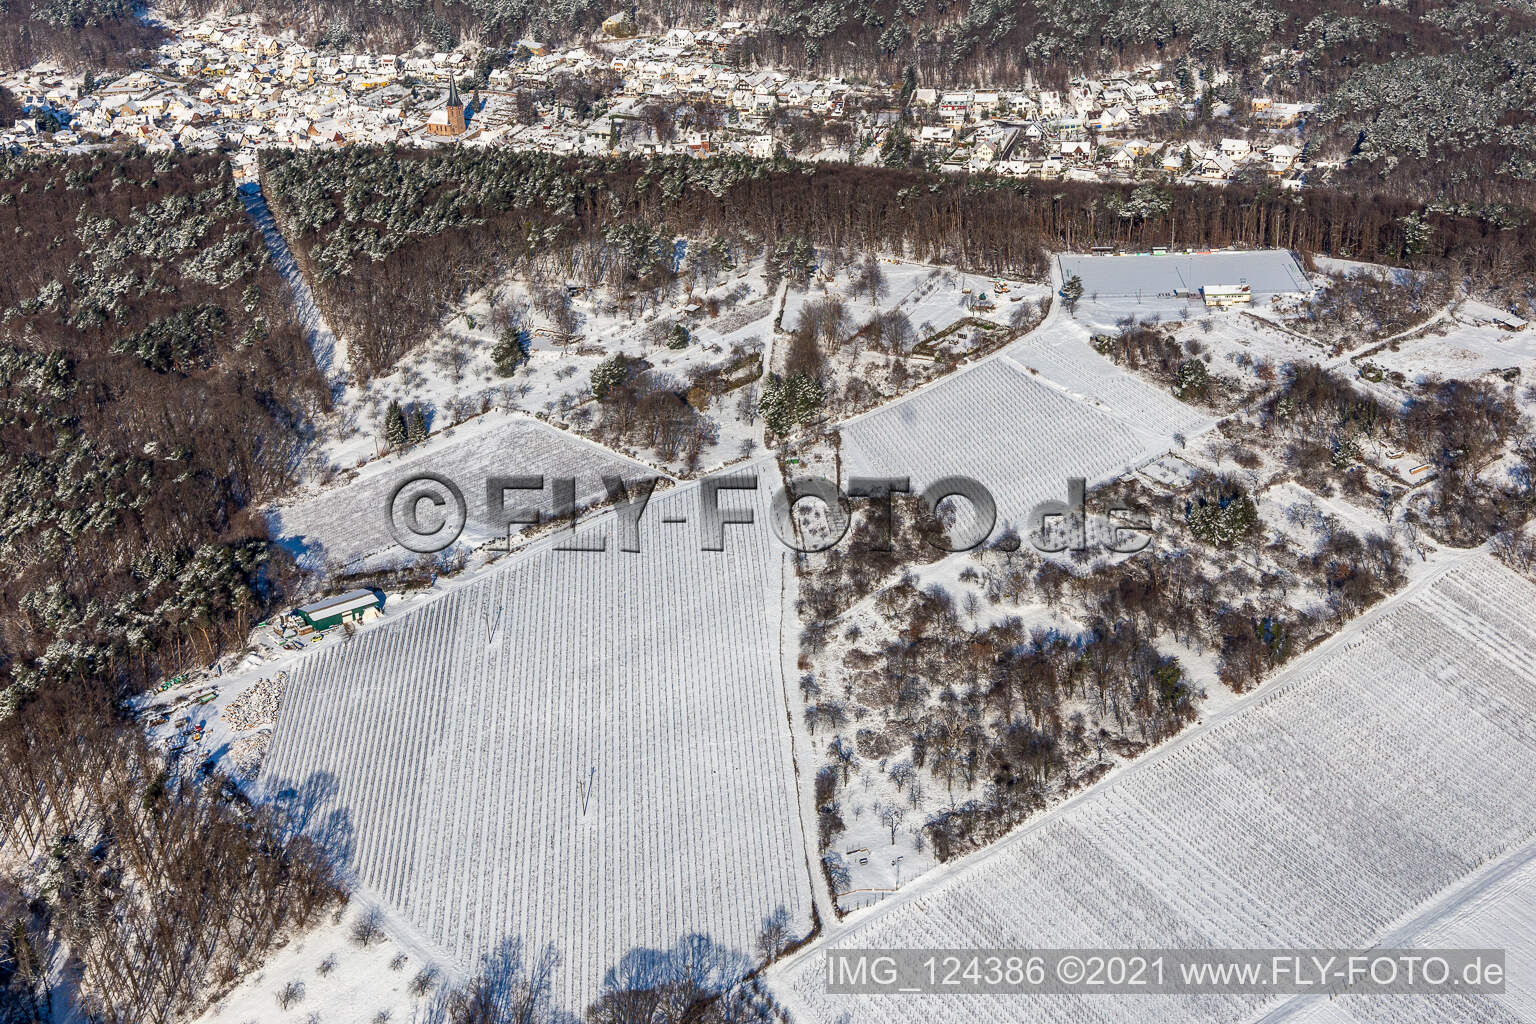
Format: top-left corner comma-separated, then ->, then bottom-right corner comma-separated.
262,146 -> 1536,384
0,0 -> 164,71
0,148 -> 342,1021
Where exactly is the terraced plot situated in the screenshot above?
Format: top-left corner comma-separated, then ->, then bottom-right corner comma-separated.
1005,322 -> 1214,440
838,356 -> 1178,540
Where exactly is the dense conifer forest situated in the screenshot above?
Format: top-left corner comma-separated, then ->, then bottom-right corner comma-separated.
0,150 -> 327,706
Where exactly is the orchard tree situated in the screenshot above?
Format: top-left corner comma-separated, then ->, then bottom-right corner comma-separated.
878,803 -> 906,844
829,734 -> 858,784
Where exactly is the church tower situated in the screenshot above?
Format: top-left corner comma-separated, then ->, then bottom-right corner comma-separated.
428,76 -> 467,136
444,75 -> 466,133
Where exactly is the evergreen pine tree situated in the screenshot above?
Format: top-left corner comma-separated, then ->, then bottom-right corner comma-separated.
492,328 -> 530,376
880,126 -> 913,167
1061,274 -> 1085,313
1172,358 -> 1210,401
384,400 -> 407,450
590,355 -> 630,400
760,372 -> 824,438
408,406 -> 428,444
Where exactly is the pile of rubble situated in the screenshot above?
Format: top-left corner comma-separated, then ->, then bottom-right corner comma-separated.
220,674 -> 286,730
229,732 -> 272,778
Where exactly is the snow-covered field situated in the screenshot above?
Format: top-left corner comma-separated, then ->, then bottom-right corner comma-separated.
838,313 -> 1210,540
260,468 -> 813,1014
1053,250 -> 1310,325
1274,839 -> 1536,1024
772,553 -> 1536,1024
1004,320 -> 1214,440
840,358 -> 1148,537
268,412 -> 655,570
1366,301 -> 1532,383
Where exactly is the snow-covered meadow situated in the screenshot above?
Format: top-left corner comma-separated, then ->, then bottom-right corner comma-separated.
193,904 -> 448,1024
260,468 -> 813,1014
773,554 -> 1536,1024
1362,299 -> 1532,383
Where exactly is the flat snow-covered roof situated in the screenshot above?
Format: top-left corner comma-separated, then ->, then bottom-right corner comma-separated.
1058,249 -> 1309,298
296,589 -> 378,617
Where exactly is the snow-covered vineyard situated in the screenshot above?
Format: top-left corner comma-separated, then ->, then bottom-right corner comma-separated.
260,469 -> 812,1011
838,326 -> 1209,538
773,554 -> 1536,1024
1002,323 -> 1214,439
268,413 -> 653,570
1280,850 -> 1536,1024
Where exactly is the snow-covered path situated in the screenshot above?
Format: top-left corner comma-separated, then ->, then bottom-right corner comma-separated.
240,181 -> 350,394
778,546 -> 838,933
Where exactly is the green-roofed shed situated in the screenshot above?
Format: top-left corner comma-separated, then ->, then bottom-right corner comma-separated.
293,589 -> 382,630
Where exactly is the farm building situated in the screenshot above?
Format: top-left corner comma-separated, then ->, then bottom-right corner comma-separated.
292,589 -> 382,630
1201,284 -> 1253,307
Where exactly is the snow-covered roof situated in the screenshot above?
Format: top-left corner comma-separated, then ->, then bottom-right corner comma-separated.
296,589 -> 380,618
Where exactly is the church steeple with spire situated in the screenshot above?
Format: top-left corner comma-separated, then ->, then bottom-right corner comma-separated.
428,75 -> 467,136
